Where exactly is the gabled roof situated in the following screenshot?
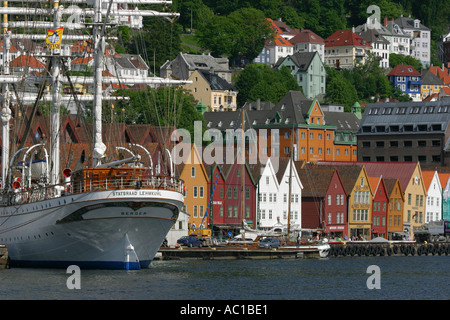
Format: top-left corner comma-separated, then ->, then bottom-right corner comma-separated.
267,18 -> 297,38
429,65 -> 450,85
271,90 -> 312,125
265,34 -> 293,47
296,164 -> 337,198
438,172 -> 450,189
357,28 -> 389,45
383,178 -> 403,199
197,69 -> 237,91
71,57 -> 94,65
421,70 -> 444,85
324,30 -> 372,48
274,51 -> 317,71
421,170 -> 438,191
317,161 -> 419,192
394,16 -> 430,31
10,54 -> 46,68
289,29 -> 324,44
387,64 -> 421,77
323,110 -> 360,133
368,176 -> 381,194
180,52 -> 230,73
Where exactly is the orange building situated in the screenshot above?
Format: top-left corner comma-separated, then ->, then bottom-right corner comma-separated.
203,91 -> 360,165
384,178 -> 404,239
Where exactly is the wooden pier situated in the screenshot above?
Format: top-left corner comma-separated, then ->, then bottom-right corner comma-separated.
157,246 -> 323,260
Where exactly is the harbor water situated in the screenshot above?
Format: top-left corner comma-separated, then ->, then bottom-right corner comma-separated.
0,256 -> 448,300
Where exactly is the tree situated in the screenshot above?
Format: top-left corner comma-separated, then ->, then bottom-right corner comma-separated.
115,87 -> 205,138
389,53 -> 422,72
234,64 -> 300,106
325,74 -> 358,110
196,8 -> 274,62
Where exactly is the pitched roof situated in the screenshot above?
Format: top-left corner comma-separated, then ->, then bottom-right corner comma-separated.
10,54 -> 46,68
324,30 -> 372,48
322,110 -> 360,133
197,69 -> 237,91
387,64 -> 421,77
383,178 -> 402,197
438,172 -> 450,189
421,170 -> 437,190
421,70 -> 444,85
429,65 -> 450,85
317,161 -> 418,191
359,100 -> 450,134
289,29 -> 324,44
296,165 -> 337,197
265,34 -> 293,47
356,28 -> 389,45
394,16 -> 430,31
267,18 -> 297,38
71,57 -> 94,65
274,51 -> 317,71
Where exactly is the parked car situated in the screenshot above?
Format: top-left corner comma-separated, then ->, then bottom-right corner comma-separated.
257,237 -> 280,249
227,237 -> 255,246
177,236 -> 203,247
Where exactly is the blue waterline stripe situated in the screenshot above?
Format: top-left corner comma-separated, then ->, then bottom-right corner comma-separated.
10,259 -> 151,270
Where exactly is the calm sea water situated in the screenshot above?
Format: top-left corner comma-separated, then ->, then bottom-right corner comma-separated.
0,256 -> 448,301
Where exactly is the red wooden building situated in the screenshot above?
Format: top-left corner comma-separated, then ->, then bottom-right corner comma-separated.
297,164 -> 348,238
369,176 -> 389,238
205,158 -> 258,237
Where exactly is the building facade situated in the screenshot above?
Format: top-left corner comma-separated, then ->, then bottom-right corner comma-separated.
384,178 -> 404,240
357,101 -> 450,166
369,176 -> 388,238
183,69 -> 238,112
324,29 -> 373,69
387,64 -> 422,101
394,15 -> 431,67
274,51 -> 326,100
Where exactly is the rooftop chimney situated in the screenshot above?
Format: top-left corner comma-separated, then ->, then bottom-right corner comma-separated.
384,16 -> 387,26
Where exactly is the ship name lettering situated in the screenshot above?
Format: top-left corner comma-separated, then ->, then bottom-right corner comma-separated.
121,211 -> 147,216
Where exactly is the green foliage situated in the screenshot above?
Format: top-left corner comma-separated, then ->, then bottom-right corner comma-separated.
196,7 -> 274,62
389,53 -> 422,72
234,64 -> 300,105
114,87 -> 205,138
324,52 -> 403,109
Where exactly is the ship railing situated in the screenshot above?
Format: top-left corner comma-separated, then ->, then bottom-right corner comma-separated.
6,175 -> 184,205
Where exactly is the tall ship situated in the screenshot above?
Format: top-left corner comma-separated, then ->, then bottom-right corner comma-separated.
0,0 -> 188,269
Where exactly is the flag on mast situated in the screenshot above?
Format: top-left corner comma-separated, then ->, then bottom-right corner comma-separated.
45,27 -> 64,50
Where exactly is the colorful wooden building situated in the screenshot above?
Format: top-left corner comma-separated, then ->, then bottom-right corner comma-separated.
368,176 -> 388,238
297,164 -> 348,238
174,143 -> 210,231
384,178 -> 404,240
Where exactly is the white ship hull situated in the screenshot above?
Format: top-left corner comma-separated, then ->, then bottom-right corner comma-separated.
0,189 -> 183,269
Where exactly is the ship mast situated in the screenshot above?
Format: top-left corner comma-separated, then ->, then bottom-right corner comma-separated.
1,0 -> 11,190
50,0 -> 63,185
92,0 -> 107,167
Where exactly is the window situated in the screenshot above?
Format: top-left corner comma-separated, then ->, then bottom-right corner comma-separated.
191,166 -> 195,177
193,205 -> 198,218
199,186 -> 204,198
193,186 -> 198,198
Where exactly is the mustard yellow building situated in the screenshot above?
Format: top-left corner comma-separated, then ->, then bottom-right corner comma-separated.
174,143 -> 209,230
421,70 -> 445,100
403,164 -> 426,238
329,165 -> 373,239
183,69 -> 238,112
